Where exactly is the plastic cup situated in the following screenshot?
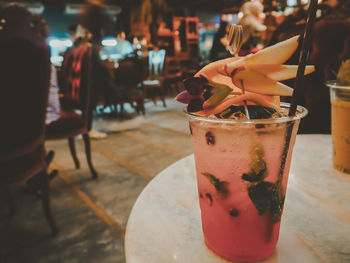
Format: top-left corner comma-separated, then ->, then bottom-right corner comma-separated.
186,103 -> 307,262
328,81 -> 350,174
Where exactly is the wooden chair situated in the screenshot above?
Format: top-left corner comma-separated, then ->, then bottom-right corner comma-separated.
45,42 -> 98,179
163,58 -> 184,95
0,33 -> 57,235
113,56 -> 146,118
142,49 -> 167,107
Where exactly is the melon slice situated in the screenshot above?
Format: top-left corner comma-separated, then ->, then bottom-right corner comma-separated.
232,68 -> 293,96
195,56 -> 240,92
248,64 -> 315,81
225,35 -> 300,75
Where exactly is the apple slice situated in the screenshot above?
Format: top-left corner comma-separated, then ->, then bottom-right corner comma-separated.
248,65 -> 315,81
195,56 -> 240,78
225,35 -> 299,75
195,56 -> 240,91
232,68 -> 293,96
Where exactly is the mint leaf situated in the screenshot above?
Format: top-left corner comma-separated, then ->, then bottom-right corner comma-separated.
202,172 -> 229,196
248,106 -> 277,119
215,105 -> 243,119
247,181 -> 285,222
242,143 -> 285,222
270,180 -> 285,222
242,168 -> 266,182
242,143 -> 267,182
247,181 -> 274,215
250,144 -> 267,176
215,105 -> 278,119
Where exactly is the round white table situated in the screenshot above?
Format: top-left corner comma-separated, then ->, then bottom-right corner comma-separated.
125,135 -> 350,263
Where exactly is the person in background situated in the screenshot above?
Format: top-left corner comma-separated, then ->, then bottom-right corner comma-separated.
68,23 -> 78,42
80,0 -> 110,139
32,14 -> 61,126
267,2 -> 350,134
268,6 -> 307,47
115,31 -> 134,59
238,0 -> 266,55
30,14 -> 58,180
64,24 -> 85,53
296,15 -> 350,134
209,21 -> 231,61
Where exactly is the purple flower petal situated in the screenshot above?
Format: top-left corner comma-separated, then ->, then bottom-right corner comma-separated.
184,77 -> 208,96
203,86 -> 213,100
175,90 -> 194,104
187,98 -> 204,112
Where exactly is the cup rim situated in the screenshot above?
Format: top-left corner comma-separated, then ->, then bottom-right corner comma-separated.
184,102 -> 308,125
326,80 -> 350,90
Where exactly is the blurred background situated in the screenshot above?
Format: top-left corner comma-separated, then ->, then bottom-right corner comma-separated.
0,0 -> 349,262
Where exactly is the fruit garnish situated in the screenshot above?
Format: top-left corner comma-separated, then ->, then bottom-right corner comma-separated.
337,59 -> 350,86
224,36 -> 300,73
175,76 -> 212,112
176,36 -> 315,116
231,67 -> 293,96
201,73 -> 231,109
247,64 -> 314,81
175,74 -> 232,112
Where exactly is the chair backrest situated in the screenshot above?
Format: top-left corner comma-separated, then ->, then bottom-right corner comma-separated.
148,49 -> 166,77
115,56 -> 144,86
0,37 -> 50,162
62,42 -> 92,121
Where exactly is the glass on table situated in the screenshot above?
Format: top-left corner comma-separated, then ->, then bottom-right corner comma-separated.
186,103 -> 307,262
327,81 -> 350,174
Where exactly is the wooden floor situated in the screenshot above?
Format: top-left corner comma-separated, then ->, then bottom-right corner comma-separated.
0,98 -> 192,263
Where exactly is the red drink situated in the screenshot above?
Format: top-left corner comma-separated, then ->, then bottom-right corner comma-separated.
187,104 -> 307,262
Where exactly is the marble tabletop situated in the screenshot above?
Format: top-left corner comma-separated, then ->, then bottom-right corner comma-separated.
125,135 -> 350,263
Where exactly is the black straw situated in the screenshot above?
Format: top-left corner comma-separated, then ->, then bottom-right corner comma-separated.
278,0 -> 319,184
289,0 -> 319,116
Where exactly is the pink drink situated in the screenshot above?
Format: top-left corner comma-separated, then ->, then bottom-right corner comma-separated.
187,104 -> 307,262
